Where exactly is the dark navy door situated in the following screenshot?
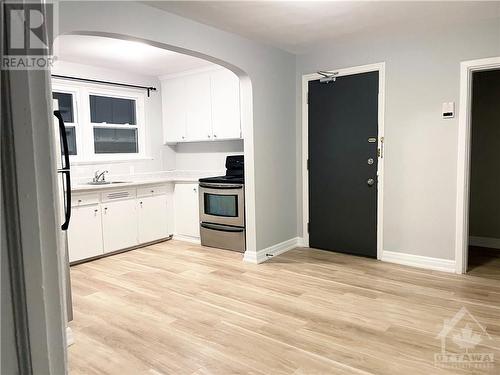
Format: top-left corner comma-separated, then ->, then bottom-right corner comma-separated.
308,71 -> 379,258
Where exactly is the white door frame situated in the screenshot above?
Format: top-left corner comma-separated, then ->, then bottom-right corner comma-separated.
455,56 -> 500,274
301,62 -> 386,259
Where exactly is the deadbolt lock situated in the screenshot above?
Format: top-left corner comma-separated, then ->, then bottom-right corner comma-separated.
367,158 -> 374,165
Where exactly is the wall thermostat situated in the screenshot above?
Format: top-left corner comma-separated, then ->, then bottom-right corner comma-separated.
442,102 -> 455,119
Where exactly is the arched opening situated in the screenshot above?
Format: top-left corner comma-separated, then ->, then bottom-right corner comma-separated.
51,31 -> 256,257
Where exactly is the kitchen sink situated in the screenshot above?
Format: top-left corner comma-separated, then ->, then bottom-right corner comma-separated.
86,181 -> 129,185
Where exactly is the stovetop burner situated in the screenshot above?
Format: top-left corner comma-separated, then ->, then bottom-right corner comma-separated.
199,155 -> 244,184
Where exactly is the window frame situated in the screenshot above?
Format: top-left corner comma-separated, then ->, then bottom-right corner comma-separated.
51,79 -> 147,163
51,83 -> 81,161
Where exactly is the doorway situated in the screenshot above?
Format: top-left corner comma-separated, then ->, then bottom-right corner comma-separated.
466,69 -> 500,279
455,57 -> 500,274
302,63 -> 385,259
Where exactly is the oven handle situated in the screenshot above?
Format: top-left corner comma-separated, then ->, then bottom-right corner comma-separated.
199,183 -> 243,190
201,223 -> 245,233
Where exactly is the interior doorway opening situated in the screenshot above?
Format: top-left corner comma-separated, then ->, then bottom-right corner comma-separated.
456,56 -> 500,275
467,68 -> 500,279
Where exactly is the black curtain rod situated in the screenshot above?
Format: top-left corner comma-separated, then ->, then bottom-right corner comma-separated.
51,74 -> 157,97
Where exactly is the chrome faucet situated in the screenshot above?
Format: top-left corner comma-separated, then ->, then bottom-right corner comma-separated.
93,170 -> 109,183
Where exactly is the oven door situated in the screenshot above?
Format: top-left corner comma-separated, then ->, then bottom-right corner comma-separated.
199,183 -> 245,227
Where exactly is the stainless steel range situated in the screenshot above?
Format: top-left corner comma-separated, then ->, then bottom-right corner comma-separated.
199,155 -> 245,252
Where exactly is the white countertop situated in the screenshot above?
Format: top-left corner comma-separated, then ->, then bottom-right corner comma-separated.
71,170 -> 223,193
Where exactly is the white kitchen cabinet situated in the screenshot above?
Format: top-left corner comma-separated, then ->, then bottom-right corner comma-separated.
174,183 -> 200,239
101,199 -> 138,253
137,195 -> 169,243
210,69 -> 241,140
161,68 -> 241,144
185,72 -> 212,141
162,76 -> 187,143
67,204 -> 103,262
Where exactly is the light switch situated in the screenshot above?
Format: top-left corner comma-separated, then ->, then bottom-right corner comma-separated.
442,102 -> 455,119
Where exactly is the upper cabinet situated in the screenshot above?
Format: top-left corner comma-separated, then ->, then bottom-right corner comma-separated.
162,76 -> 187,143
161,68 -> 241,144
185,72 -> 213,142
210,69 -> 241,140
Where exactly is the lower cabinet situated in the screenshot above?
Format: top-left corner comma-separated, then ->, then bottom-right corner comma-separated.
174,183 -> 200,239
68,184 -> 173,263
102,199 -> 139,253
67,204 -> 103,262
137,195 -> 169,243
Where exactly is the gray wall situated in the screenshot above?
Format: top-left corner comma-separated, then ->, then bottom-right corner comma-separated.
1,199 -> 19,375
59,1 -> 297,251
469,69 -> 500,240
296,16 -> 500,260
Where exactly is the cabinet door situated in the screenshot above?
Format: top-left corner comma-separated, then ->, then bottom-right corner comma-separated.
67,205 -> 103,262
174,183 -> 200,238
210,69 -> 241,140
137,195 -> 169,244
185,73 -> 212,142
162,77 -> 187,143
102,199 -> 138,253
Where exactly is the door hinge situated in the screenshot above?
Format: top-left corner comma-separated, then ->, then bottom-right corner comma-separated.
307,92 -> 309,105
307,159 -> 309,170
307,222 -> 310,233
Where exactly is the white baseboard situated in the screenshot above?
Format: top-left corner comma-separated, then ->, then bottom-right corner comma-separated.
469,236 -> 500,250
381,251 -> 456,273
173,234 -> 201,244
243,237 -> 304,264
66,327 -> 74,347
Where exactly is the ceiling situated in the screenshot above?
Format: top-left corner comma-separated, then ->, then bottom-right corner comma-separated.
145,1 -> 499,53
54,35 -> 216,77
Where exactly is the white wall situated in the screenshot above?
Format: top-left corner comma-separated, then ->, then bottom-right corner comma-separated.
174,140 -> 244,171
296,16 -> 500,260
59,1 -> 297,251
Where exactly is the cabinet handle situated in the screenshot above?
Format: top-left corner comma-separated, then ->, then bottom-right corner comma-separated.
150,190 -> 154,193
78,199 -> 82,203
140,201 -> 143,206
213,134 -> 217,138
193,187 -> 197,192
104,207 -> 107,214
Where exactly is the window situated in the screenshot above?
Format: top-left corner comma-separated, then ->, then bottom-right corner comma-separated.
89,94 -> 140,154
52,80 -> 146,162
52,91 -> 78,155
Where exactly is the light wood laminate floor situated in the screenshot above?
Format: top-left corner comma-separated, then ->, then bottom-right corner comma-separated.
69,240 -> 500,374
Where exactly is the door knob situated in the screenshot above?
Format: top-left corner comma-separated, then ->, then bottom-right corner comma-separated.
367,158 -> 374,165
367,178 -> 375,186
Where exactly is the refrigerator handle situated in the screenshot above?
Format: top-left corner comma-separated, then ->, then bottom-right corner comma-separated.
54,110 -> 70,170
61,170 -> 71,231
54,110 -> 72,230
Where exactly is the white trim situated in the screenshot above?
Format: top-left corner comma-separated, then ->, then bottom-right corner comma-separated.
243,237 -> 304,264
301,62 -> 386,260
469,236 -> 500,250
66,327 -> 75,347
455,56 -> 500,274
173,234 -> 201,244
382,251 -> 456,273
